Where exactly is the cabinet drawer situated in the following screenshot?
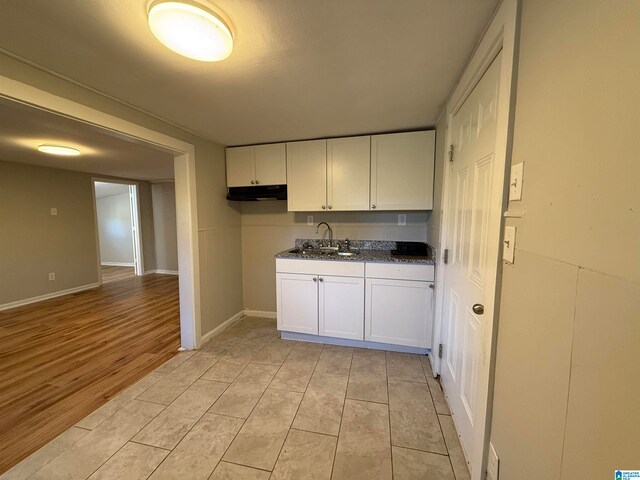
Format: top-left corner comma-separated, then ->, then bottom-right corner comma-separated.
276,258 -> 365,277
365,262 -> 434,282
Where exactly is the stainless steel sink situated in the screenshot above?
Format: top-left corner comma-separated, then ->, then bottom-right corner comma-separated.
288,247 -> 358,257
337,251 -> 357,257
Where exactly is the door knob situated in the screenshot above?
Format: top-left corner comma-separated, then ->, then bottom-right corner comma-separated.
472,304 -> 484,315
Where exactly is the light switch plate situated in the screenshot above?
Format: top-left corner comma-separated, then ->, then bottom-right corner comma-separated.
48,272 -> 56,281
503,226 -> 516,264
307,215 -> 313,226
398,214 -> 406,226
487,443 -> 500,480
50,207 -> 58,216
509,162 -> 524,201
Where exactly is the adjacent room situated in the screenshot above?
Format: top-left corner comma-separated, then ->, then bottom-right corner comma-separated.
0,1 -> 637,480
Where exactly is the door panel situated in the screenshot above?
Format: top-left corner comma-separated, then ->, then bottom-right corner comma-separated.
319,275 -> 364,340
365,278 -> 432,348
327,136 -> 370,211
255,143 -> 286,186
286,140 -> 327,211
440,51 -> 503,470
226,146 -> 255,187
276,273 -> 318,334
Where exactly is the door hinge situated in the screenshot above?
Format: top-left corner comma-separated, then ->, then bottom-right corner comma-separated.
438,344 -> 444,359
448,144 -> 454,162
443,248 -> 449,264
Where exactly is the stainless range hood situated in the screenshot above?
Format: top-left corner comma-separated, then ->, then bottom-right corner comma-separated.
226,184 -> 287,201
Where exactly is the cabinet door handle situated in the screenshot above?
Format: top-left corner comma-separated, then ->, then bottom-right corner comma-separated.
328,205 -> 332,210
313,277 -> 318,282
251,180 -> 255,185
255,180 -> 260,184
429,283 -> 434,289
322,205 -> 326,210
319,277 -> 324,282
371,204 -> 376,209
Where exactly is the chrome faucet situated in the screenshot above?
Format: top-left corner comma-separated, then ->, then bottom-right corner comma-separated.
316,222 -> 333,247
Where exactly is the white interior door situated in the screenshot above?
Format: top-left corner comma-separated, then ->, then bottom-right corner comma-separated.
440,52 -> 503,476
128,185 -> 144,276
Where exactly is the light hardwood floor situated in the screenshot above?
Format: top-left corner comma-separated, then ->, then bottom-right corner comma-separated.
101,265 -> 135,284
0,274 -> 180,474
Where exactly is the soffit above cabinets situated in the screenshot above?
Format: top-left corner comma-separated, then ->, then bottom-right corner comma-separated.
0,0 -> 499,146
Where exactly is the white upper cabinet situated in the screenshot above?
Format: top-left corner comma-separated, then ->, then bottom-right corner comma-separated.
254,143 -> 286,186
370,131 -> 435,210
286,139 -> 327,212
226,143 -> 286,187
327,136 -> 370,211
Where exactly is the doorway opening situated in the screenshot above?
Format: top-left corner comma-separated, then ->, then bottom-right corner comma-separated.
93,180 -> 143,283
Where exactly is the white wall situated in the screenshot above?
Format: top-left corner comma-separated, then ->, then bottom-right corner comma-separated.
96,191 -> 134,265
151,182 -> 178,272
489,1 -> 640,479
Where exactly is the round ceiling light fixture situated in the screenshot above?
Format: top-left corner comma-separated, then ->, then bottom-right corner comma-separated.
148,1 -> 233,62
37,144 -> 81,156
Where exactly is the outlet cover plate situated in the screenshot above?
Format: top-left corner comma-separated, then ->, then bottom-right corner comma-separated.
307,215 -> 313,226
503,226 -> 516,264
509,162 -> 524,201
398,214 -> 406,226
50,207 -> 58,216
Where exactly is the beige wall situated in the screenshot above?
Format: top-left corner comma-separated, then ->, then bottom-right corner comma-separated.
0,52 -> 243,335
151,183 -> 178,272
489,1 -> 640,479
96,192 -> 134,265
0,160 -> 100,305
241,201 -> 429,312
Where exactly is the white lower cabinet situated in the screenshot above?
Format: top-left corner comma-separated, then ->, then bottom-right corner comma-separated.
276,273 -> 319,335
319,275 -> 364,340
276,259 -> 365,340
276,258 -> 433,349
365,278 -> 433,348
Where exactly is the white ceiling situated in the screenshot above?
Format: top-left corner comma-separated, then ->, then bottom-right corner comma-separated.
94,181 -> 130,198
0,0 -> 499,146
0,98 -> 175,180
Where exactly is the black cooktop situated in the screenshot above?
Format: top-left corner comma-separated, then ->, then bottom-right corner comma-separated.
391,241 -> 431,257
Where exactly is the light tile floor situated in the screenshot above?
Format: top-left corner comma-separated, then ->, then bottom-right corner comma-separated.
2,316 -> 470,480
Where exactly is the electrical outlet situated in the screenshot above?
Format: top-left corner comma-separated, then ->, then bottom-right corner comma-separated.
509,162 -> 524,201
487,443 -> 499,480
50,207 -> 58,216
503,226 -> 516,264
307,215 -> 313,226
398,214 -> 407,226
48,272 -> 56,281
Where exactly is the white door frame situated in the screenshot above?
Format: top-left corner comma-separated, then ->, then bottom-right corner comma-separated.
0,75 -> 201,350
431,0 -> 519,477
91,178 -> 144,278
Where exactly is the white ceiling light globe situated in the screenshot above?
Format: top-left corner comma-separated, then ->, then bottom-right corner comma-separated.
37,144 -> 81,156
148,1 -> 233,62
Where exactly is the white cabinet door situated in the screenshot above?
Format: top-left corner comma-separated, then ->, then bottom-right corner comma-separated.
327,136 -> 370,211
226,146 -> 255,187
365,278 -> 433,348
276,273 -> 318,334
286,140 -> 327,212
319,275 -> 365,340
255,143 -> 286,186
370,131 -> 435,210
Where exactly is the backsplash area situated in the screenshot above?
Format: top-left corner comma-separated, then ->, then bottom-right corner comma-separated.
240,201 -> 430,312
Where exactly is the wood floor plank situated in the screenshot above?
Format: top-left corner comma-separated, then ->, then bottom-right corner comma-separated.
0,274 -> 180,474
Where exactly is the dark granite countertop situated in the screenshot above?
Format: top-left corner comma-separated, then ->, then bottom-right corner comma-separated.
275,239 -> 435,265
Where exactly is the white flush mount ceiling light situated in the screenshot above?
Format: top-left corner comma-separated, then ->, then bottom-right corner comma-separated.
37,144 -> 81,156
148,1 -> 233,62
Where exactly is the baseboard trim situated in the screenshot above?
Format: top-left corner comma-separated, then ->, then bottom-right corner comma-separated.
0,282 -> 101,312
144,269 -> 179,276
243,310 -> 277,319
281,331 -> 431,355
101,262 -> 135,267
200,311 -> 245,344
